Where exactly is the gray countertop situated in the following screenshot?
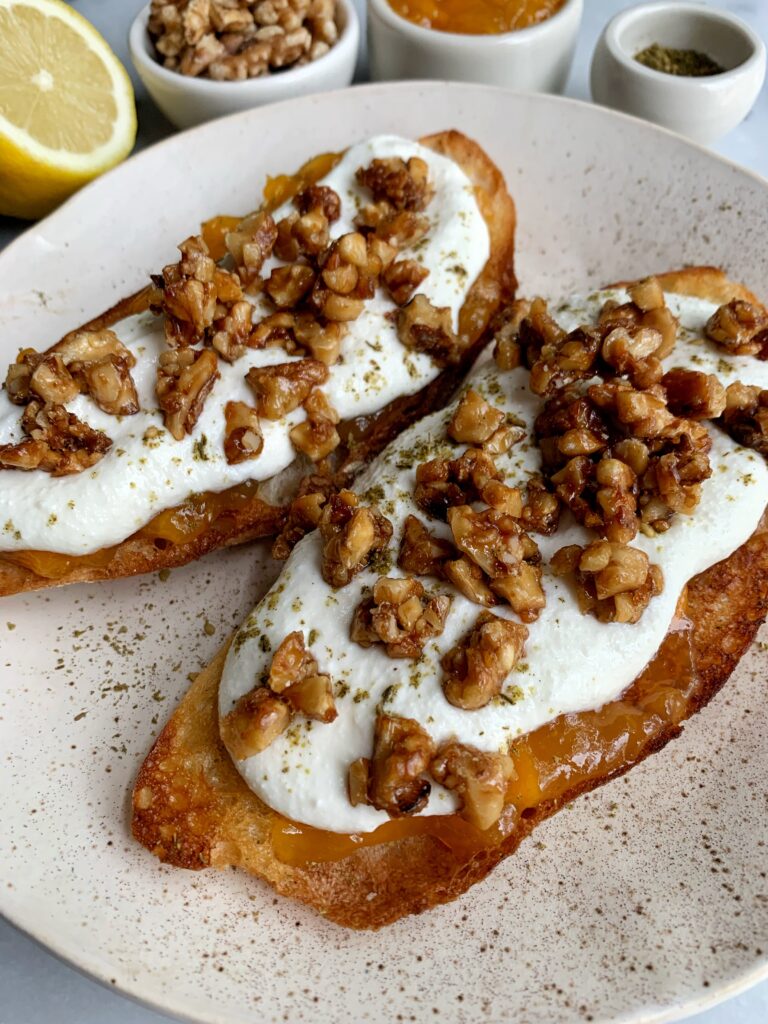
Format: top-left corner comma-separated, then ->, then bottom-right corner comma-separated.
1,1 -> 767,1021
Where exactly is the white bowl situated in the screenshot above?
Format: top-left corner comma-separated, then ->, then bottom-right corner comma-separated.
590,1 -> 766,145
367,0 -> 582,94
129,0 -> 360,129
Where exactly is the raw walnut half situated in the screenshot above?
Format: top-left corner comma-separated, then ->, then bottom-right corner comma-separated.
430,742 -> 513,831
441,611 -> 528,710
351,576 -> 451,658
319,490 -> 393,588
551,540 -> 664,624
354,712 -> 436,817
156,347 -> 220,440
0,400 -> 112,476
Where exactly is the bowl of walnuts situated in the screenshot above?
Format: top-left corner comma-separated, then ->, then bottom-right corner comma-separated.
129,0 -> 360,128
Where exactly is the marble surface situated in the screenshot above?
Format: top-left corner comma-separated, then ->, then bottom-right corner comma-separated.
1,1 -> 767,1022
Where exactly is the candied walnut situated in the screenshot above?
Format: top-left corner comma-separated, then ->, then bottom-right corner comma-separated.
264,263 -> 315,310
274,208 -> 330,261
0,401 -> 112,476
448,389 -> 505,444
490,562 -> 546,622
268,630 -> 337,723
319,490 -> 393,588
520,476 -> 561,536
489,299 -> 531,371
210,299 -> 254,363
156,347 -> 219,440
27,353 -> 79,405
223,400 -> 263,464
430,742 -> 514,831
442,611 -> 528,710
551,540 -> 664,624
55,328 -> 140,415
156,235 -> 218,346
415,447 -> 500,520
294,184 -> 341,222
245,357 -> 328,419
367,713 -> 435,817
397,514 -> 454,576
382,259 -> 429,306
271,469 -> 336,559
705,299 -> 768,358
535,386 -> 611,471
355,204 -> 430,248
397,293 -> 459,366
662,368 -> 726,420
348,757 -> 371,807
225,211 -> 278,287
600,326 -> 663,389
5,348 -> 42,404
220,686 -> 291,759
251,311 -> 346,365
444,556 -> 496,607
356,156 -> 434,212
289,387 -> 340,461
720,381 -> 768,456
351,576 -> 451,658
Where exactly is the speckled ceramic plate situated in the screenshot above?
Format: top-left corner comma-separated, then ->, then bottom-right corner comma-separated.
1,83 -> 767,1024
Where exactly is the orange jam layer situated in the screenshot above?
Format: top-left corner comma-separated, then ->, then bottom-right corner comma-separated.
272,614 -> 697,866
388,0 -> 566,34
0,480 -> 263,580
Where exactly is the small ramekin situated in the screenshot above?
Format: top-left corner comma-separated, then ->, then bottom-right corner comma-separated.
367,0 -> 583,94
590,2 -> 766,145
129,0 -> 360,130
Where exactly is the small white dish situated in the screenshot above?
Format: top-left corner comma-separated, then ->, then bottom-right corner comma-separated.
590,1 -> 766,145
129,0 -> 360,129
367,0 -> 582,94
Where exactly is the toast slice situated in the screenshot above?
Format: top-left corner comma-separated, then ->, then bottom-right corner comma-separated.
132,268 -> 768,929
0,130 -> 516,597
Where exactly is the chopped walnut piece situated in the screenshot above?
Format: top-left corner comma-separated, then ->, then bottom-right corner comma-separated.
442,611 -> 528,710
356,156 -> 434,212
225,211 -> 278,287
264,263 -> 316,310
271,470 -> 336,559
4,348 -> 42,404
662,368 -> 726,420
245,357 -> 328,419
705,299 -> 768,358
54,329 -> 141,416
0,401 -> 112,476
156,348 -> 219,440
319,490 -> 393,588
348,757 -> 371,807
220,687 -> 291,760
397,293 -> 459,366
367,712 -> 435,817
371,209 -> 430,249
490,300 -> 531,371
448,389 -> 506,444
274,208 -> 330,261
251,312 -> 346,365
294,184 -> 341,222
289,387 -> 340,461
415,447 -> 500,520
430,742 -> 514,831
720,381 -> 768,456
223,400 -> 263,464
443,556 -> 496,607
28,353 -> 79,405
351,576 -> 451,658
397,515 -> 454,576
551,540 -> 664,624
627,276 -> 665,312
210,300 -> 254,363
156,235 -> 219,347
520,476 -> 561,536
382,259 -> 429,306
268,630 -> 337,723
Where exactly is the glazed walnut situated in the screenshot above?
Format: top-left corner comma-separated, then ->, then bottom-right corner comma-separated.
0,401 -> 111,476
319,490 -> 393,588
156,347 -> 219,440
220,687 -> 291,760
351,576 -> 451,658
356,156 -> 434,212
366,712 -> 435,817
661,368 -> 726,420
245,357 -> 328,419
309,232 -> 387,322
397,294 -> 460,366
705,299 -> 768,358
225,210 -> 278,288
415,447 -> 500,520
288,387 -> 340,460
268,630 -> 337,722
251,312 -> 346,365
448,389 -> 506,445
271,469 -> 336,559
397,514 -> 455,576
430,742 -> 514,831
382,259 -> 429,306
719,381 -> 768,456
442,611 -> 528,710
264,263 -> 316,310
223,400 -> 263,464
551,540 -> 664,624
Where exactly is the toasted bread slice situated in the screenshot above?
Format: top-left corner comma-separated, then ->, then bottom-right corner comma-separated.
132,267 -> 767,928
0,130 -> 516,598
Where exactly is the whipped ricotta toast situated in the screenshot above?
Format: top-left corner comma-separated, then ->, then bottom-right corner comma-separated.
0,131 -> 512,594
133,267 -> 768,927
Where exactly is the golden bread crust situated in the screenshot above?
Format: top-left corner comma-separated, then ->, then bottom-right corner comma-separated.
0,131 -> 516,598
131,267 -> 768,929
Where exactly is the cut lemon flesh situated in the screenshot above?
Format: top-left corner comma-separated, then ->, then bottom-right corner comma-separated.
0,0 -> 136,219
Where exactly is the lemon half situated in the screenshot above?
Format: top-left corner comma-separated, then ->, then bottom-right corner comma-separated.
0,0 -> 137,219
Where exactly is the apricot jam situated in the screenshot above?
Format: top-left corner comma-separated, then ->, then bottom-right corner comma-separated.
272,613 -> 697,866
388,0 -> 566,35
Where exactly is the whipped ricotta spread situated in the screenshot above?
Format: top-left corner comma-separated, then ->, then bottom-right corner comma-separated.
0,136 -> 489,556
219,288 -> 768,834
